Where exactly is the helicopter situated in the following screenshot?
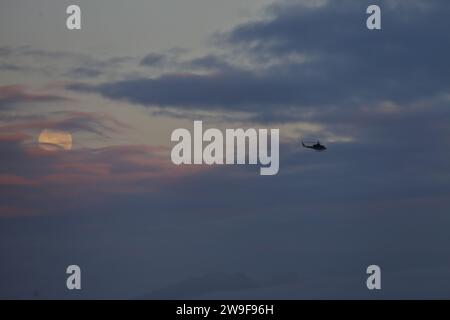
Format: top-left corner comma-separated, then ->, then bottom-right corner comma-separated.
301,139 -> 327,151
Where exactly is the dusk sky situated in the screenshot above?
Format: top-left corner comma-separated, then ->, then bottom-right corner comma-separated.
1,0 -> 450,299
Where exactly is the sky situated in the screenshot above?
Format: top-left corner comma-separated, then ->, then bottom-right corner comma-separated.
1,0 -> 450,299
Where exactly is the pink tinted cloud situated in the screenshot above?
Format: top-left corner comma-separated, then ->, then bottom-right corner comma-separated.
0,85 -> 69,107
0,132 -> 31,142
0,111 -> 128,137
0,137 -> 208,217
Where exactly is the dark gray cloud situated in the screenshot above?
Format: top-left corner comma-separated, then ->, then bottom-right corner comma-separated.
187,54 -> 234,71
140,53 -> 167,67
2,137 -> 450,299
224,0 -> 450,104
1,110 -> 450,299
139,51 -> 233,73
68,70 -> 305,110
68,0 -> 450,121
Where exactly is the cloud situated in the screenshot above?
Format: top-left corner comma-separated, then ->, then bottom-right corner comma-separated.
0,174 -> 36,187
140,53 -> 167,67
186,54 -> 234,71
0,46 -> 132,68
0,63 -> 24,72
0,130 -> 204,217
0,46 -> 133,79
68,70 -> 302,110
0,85 -> 69,109
65,67 -> 102,79
1,116 -> 450,298
0,111 -> 131,138
143,272 -> 258,299
67,0 -> 450,124
0,110 -> 207,218
222,0 -> 450,103
139,48 -> 191,69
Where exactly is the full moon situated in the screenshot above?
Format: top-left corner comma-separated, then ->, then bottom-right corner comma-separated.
38,129 -> 73,151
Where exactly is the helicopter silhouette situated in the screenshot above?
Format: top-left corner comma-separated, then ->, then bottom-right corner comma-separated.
301,139 -> 327,151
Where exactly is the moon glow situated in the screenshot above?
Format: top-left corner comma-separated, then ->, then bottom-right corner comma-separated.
38,129 -> 73,151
